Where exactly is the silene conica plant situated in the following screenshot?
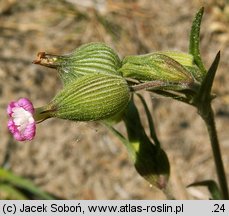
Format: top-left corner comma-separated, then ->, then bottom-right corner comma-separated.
7,8 -> 228,199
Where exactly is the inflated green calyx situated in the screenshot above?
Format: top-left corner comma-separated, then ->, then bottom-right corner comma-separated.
47,74 -> 130,121
34,42 -> 122,85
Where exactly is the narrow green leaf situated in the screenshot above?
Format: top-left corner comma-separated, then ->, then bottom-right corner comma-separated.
102,122 -> 136,161
0,168 -> 54,200
0,184 -> 27,200
123,98 -> 170,189
106,97 -> 170,189
194,51 -> 220,105
136,93 -> 160,147
189,7 -> 206,74
188,180 -> 222,200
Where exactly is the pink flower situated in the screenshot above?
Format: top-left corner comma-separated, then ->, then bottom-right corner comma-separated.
7,98 -> 36,141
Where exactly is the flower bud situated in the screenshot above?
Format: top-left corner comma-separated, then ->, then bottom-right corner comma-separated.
34,42 -> 122,84
119,53 -> 195,90
46,74 -> 130,121
156,51 -> 202,81
156,51 -> 194,67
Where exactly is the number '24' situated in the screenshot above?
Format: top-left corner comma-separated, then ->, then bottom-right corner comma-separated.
213,204 -> 225,212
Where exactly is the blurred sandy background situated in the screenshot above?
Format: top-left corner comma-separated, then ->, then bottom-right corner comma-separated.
0,0 -> 229,199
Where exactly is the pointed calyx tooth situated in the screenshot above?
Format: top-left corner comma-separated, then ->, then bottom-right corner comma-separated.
33,51 -> 59,69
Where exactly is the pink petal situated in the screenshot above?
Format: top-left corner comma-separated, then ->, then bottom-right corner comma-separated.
7,119 -> 23,141
7,98 -> 36,142
17,98 -> 34,114
7,119 -> 17,133
13,131 -> 25,141
23,123 -> 36,141
7,101 -> 17,116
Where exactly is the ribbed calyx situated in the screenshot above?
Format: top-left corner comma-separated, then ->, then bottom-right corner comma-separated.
119,52 -> 198,90
33,42 -> 122,84
46,73 -> 130,121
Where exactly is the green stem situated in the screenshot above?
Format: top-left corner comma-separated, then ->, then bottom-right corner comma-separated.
200,105 -> 229,199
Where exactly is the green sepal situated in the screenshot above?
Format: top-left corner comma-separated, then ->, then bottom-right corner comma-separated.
156,51 -> 194,67
48,74 -> 130,121
185,65 -> 203,82
119,53 -> 195,91
153,51 -> 203,82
